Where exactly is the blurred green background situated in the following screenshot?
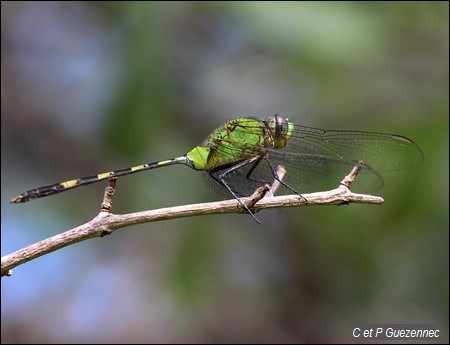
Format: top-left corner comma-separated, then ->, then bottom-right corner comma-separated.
1,2 -> 448,343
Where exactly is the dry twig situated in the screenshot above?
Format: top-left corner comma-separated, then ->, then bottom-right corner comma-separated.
1,165 -> 383,277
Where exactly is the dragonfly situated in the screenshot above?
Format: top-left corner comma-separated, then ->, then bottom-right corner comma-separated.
10,114 -> 424,222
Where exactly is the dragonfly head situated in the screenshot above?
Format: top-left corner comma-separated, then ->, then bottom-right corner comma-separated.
266,114 -> 294,149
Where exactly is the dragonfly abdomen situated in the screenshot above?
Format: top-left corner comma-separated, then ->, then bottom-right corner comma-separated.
10,157 -> 189,203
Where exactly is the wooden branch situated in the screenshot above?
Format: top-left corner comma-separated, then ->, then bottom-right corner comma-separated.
2,165 -> 383,277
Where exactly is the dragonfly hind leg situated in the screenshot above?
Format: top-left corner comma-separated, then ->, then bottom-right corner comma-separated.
208,158 -> 264,223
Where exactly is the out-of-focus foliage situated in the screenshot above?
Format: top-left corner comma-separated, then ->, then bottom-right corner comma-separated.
1,2 -> 448,343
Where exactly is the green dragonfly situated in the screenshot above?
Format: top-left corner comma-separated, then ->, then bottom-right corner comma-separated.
10,115 -> 424,221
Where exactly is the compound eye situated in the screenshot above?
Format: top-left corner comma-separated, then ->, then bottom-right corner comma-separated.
271,114 -> 291,149
274,115 -> 289,137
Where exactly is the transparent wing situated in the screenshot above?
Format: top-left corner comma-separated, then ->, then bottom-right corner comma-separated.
287,125 -> 424,172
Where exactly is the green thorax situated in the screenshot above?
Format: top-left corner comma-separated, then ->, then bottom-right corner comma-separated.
186,115 -> 294,171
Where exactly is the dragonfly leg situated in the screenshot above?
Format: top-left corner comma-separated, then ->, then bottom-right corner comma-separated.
244,154 -> 307,201
209,158 -> 263,223
266,156 -> 307,202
